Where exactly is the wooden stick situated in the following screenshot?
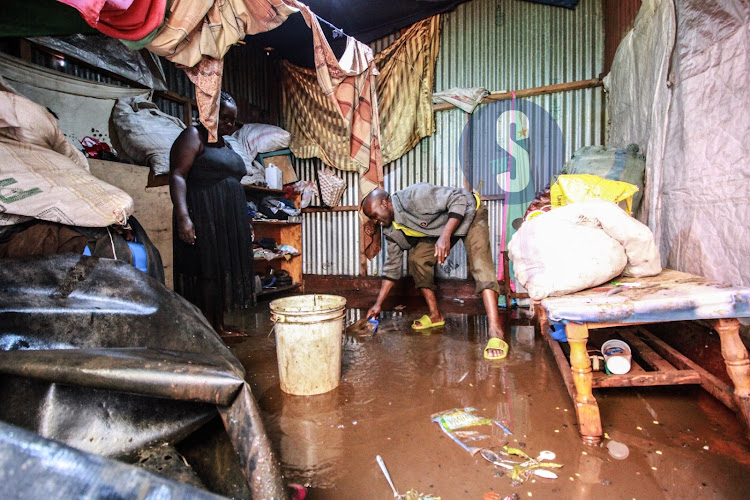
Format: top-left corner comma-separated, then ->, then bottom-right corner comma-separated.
592,370 -> 700,388
433,78 -> 603,112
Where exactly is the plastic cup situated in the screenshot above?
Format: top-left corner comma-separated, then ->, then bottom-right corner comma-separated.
601,339 -> 632,375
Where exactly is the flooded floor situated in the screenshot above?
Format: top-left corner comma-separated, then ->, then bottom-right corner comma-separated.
226,299 -> 750,500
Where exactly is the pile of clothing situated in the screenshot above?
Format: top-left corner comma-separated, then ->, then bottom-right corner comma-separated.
253,237 -> 298,262
247,196 -> 300,222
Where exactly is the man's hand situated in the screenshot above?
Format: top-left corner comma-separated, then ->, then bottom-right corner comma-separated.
367,304 -> 381,319
434,234 -> 451,265
435,217 -> 461,265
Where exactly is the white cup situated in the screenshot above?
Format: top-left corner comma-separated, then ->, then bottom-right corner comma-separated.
601,339 -> 632,375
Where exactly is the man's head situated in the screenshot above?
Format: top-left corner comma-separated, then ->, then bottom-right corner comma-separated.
361,189 -> 394,227
218,91 -> 237,137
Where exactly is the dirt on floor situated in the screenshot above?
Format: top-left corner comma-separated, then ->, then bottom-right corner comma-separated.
225,297 -> 750,500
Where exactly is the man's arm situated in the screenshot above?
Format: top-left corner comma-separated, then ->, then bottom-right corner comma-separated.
368,236 -> 403,318
367,279 -> 396,319
434,216 -> 461,265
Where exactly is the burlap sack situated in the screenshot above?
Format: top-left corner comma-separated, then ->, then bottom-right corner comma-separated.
0,91 -> 133,227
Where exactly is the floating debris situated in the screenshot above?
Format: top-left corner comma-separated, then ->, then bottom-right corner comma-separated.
607,440 -> 630,460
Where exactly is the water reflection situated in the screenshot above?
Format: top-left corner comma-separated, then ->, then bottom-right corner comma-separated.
260,385 -> 345,488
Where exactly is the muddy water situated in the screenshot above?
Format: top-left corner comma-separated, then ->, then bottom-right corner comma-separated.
226,306 -> 750,499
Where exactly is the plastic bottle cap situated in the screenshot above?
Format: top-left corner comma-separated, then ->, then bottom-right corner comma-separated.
607,440 -> 630,460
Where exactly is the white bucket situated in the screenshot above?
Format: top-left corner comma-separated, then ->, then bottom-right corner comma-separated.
601,339 -> 632,375
270,294 -> 346,395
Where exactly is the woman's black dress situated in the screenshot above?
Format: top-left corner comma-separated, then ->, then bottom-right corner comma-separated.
173,143 -> 252,311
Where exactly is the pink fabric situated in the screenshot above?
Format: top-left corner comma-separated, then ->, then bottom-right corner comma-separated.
56,0 -> 133,26
179,58 -> 224,143
95,0 -> 167,41
58,0 -> 165,41
498,90 -> 516,284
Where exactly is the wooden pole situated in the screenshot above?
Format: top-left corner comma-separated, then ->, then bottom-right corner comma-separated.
433,78 -> 603,112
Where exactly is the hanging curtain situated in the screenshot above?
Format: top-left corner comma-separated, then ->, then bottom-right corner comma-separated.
281,14 -> 441,172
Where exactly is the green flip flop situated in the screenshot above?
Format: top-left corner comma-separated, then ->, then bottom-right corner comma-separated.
484,337 -> 508,360
411,314 -> 445,330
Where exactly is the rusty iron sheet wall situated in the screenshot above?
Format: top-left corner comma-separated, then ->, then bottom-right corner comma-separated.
294,0 -> 604,278
603,0 -> 641,74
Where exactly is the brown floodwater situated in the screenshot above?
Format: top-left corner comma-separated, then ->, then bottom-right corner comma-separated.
226,300 -> 750,500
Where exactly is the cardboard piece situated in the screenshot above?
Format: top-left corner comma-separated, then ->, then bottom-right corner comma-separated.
262,153 -> 297,185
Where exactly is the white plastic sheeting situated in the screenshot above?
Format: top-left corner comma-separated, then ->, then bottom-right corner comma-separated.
606,0 -> 750,286
0,52 -> 149,151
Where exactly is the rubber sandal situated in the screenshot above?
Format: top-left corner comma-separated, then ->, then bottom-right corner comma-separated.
484,337 -> 508,360
411,314 -> 445,330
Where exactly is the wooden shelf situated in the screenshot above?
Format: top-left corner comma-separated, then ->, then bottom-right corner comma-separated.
252,215 -> 303,304
244,185 -> 285,195
257,282 -> 301,296
301,205 -> 358,213
254,254 -> 300,262
251,219 -> 301,225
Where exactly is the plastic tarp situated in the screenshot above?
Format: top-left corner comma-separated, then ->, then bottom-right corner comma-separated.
605,0 -> 750,286
0,52 -> 149,150
30,34 -> 168,91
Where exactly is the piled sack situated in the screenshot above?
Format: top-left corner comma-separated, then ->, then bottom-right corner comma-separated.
111,96 -> 185,175
561,144 -> 646,213
509,200 -> 661,300
0,91 -> 133,228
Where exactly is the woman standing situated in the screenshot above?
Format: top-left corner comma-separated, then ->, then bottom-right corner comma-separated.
170,91 -> 252,335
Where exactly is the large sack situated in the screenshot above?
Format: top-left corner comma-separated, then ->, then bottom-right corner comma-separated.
509,200 -> 661,300
561,144 -> 646,213
232,123 -> 290,157
0,91 -> 133,227
112,96 -> 185,175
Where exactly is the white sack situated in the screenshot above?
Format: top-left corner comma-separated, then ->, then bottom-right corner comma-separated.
509,200 -> 661,300
112,96 -> 185,175
233,123 -> 290,156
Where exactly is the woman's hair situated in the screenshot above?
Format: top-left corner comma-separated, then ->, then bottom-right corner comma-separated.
220,91 -> 235,106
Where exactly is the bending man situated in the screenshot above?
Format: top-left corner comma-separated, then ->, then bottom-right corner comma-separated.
362,182 -> 507,359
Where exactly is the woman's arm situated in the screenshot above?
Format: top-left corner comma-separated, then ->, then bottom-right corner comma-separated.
169,127 -> 202,245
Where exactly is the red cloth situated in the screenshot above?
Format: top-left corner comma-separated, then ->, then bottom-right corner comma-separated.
96,0 -> 167,40
58,0 -> 167,41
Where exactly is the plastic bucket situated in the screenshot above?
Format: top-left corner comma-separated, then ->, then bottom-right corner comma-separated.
601,339 -> 632,375
270,294 -> 346,395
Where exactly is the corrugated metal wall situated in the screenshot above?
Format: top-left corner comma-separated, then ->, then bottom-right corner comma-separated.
603,0 -> 641,74
295,0 -> 605,278
157,45 -> 278,125
223,45 -> 280,124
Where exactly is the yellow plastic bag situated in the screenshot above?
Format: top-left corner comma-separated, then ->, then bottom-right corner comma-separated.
550,174 -> 639,214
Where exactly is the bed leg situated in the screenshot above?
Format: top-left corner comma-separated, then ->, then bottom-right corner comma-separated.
715,318 -> 750,440
566,322 -> 602,445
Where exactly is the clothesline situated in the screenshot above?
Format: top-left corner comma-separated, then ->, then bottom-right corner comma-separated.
315,14 -> 346,39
